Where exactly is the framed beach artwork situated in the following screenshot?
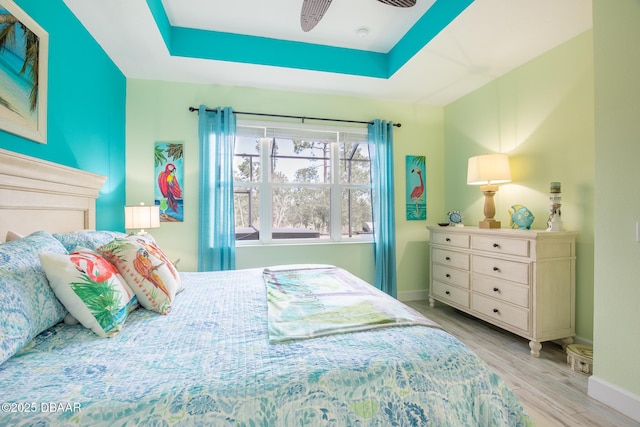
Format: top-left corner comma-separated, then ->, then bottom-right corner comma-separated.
0,0 -> 48,144
154,142 -> 184,222
406,155 -> 426,220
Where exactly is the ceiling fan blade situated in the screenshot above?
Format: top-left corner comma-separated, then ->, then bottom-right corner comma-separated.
301,0 -> 333,32
377,0 -> 417,7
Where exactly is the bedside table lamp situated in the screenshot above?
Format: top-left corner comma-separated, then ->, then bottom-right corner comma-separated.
467,153 -> 511,229
125,203 -> 160,235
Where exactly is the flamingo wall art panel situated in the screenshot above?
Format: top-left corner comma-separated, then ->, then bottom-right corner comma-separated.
154,142 -> 184,222
0,0 -> 48,144
406,155 -> 426,220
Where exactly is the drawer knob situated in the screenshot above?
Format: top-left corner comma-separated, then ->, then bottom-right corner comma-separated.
493,243 -> 500,248
445,274 -> 451,278
493,267 -> 500,272
493,287 -> 500,292
445,256 -> 451,261
445,291 -> 451,295
493,308 -> 500,314
445,238 -> 451,242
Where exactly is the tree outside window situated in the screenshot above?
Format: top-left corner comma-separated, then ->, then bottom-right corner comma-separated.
233,124 -> 373,242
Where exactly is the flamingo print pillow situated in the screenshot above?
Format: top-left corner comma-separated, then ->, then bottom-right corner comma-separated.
39,249 -> 137,337
98,235 -> 181,315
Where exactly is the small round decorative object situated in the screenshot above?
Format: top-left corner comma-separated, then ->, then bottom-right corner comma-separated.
447,210 -> 463,225
509,205 -> 535,230
438,222 -> 450,227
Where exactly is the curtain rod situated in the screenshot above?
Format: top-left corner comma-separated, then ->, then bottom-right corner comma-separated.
188,107 -> 401,128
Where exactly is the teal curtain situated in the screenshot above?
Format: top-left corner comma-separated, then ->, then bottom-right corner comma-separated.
368,120 -> 397,297
198,105 -> 236,271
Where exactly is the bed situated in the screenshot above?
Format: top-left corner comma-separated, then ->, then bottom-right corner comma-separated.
0,149 -> 533,426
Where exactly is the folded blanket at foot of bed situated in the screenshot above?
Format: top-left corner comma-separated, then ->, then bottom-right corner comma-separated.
263,265 -> 440,343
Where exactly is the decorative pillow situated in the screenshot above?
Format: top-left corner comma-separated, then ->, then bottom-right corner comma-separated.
39,248 -> 137,337
0,231 -> 68,365
53,230 -> 127,253
5,231 -> 24,242
98,234 -> 181,315
63,313 -> 80,325
136,233 -> 182,289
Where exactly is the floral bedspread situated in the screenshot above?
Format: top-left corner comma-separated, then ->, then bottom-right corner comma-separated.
264,265 -> 439,343
0,268 -> 533,426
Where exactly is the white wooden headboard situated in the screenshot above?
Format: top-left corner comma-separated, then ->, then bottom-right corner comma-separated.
0,148 -> 107,241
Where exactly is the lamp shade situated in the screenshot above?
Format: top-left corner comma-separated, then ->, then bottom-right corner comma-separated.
125,203 -> 160,231
467,153 -> 512,185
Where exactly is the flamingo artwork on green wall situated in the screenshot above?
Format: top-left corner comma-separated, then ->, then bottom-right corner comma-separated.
406,155 -> 426,220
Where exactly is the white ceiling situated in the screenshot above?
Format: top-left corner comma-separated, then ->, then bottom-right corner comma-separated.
63,0 -> 592,106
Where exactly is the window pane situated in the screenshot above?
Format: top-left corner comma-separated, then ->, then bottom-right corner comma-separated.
342,188 -> 373,237
234,137 -> 261,183
234,121 -> 374,243
272,187 -> 330,239
234,187 -> 260,240
339,143 -> 372,185
271,139 -> 331,184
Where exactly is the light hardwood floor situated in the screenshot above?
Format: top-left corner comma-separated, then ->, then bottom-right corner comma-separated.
405,300 -> 639,427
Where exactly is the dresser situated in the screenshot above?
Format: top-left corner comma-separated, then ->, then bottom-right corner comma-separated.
427,226 -> 577,357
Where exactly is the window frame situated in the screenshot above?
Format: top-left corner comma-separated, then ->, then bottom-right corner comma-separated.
234,120 -> 373,245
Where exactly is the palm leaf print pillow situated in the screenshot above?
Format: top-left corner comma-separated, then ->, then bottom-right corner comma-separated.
39,249 -> 137,337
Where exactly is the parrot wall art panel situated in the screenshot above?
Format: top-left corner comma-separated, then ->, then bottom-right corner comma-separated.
154,142 -> 184,222
406,155 -> 426,221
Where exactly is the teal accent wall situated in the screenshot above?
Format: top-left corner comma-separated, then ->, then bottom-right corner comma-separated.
0,0 -> 127,231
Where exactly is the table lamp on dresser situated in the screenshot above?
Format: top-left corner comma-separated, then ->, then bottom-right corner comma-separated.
467,153 -> 512,229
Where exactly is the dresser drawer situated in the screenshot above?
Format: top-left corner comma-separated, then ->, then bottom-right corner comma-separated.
431,232 -> 470,249
473,274 -> 529,308
432,264 -> 470,289
472,293 -> 529,332
432,248 -> 469,270
433,281 -> 470,308
471,235 -> 530,257
472,255 -> 530,285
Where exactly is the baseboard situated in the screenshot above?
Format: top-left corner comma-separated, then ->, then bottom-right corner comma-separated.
398,289 -> 429,302
588,375 -> 640,422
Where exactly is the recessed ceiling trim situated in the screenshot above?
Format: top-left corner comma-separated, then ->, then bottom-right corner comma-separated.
146,0 -> 472,78
171,27 -> 389,78
147,0 -> 171,53
388,0 -> 474,76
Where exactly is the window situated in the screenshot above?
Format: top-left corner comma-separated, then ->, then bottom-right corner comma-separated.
233,122 -> 373,242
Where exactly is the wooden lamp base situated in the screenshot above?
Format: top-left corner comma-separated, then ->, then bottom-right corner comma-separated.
479,184 -> 501,229
479,219 -> 501,229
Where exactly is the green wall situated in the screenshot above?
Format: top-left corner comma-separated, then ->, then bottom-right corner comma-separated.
592,0 -> 640,399
125,5 -> 640,413
125,80 -> 444,297
443,31 -> 595,342
0,0 -> 126,231
4,0 -> 638,414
